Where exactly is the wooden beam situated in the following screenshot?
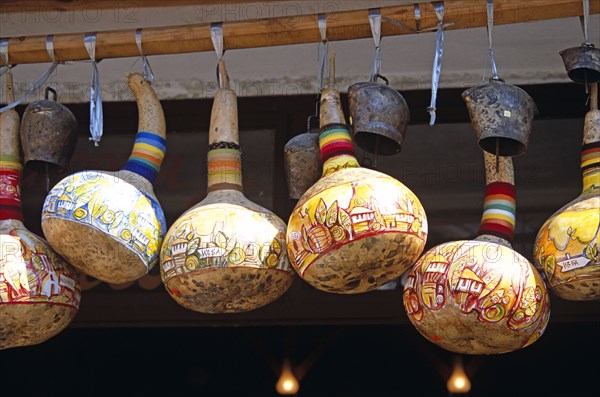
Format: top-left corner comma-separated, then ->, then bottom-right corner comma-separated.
0,0 -> 283,13
1,0 -> 598,66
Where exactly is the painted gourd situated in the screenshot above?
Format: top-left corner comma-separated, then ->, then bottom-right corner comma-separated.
534,83 -> 600,300
286,52 -> 428,294
403,153 -> 550,354
160,61 -> 293,313
41,73 -> 167,284
1,71 -> 81,349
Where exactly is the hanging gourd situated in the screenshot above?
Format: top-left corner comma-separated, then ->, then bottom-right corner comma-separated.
1,71 -> 81,349
41,73 -> 167,284
403,152 -> 550,354
534,83 -> 600,300
159,60 -> 293,313
286,51 -> 427,294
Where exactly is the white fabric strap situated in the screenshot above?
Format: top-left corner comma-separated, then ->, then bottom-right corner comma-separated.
85,32 -> 103,145
368,8 -> 382,82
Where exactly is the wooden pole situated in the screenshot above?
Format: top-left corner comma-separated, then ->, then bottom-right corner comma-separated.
1,0 -> 598,66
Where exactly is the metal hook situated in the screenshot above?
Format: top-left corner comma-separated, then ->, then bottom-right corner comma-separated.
136,28 -> 155,84
46,35 -> 56,64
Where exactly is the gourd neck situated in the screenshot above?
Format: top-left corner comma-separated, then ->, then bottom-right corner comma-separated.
0,71 -> 23,221
477,152 -> 515,245
581,142 -> 600,194
319,87 -> 359,176
207,141 -> 243,193
207,62 -> 243,193
0,155 -> 23,222
121,73 -> 166,184
582,83 -> 599,195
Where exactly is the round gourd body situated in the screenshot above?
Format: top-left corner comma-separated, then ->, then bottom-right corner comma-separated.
41,170 -> 165,284
403,240 -> 550,354
1,220 -> 81,349
534,193 -> 600,300
161,190 -> 293,313
287,167 -> 428,294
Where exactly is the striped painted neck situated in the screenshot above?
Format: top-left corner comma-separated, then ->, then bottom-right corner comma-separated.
121,131 -> 166,184
478,181 -> 516,243
581,142 -> 600,194
207,141 -> 243,193
0,155 -> 23,221
319,123 -> 360,176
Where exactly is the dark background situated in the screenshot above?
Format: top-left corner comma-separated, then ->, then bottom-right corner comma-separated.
1,83 -> 599,396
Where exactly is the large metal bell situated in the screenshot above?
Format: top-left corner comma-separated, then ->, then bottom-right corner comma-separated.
284,115 -> 322,199
559,44 -> 600,84
462,79 -> 538,157
348,76 -> 409,156
20,87 -> 78,172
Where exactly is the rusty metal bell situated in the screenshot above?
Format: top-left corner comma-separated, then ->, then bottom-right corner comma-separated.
284,115 -> 322,199
348,76 -> 409,156
20,87 -> 78,171
559,44 -> 600,84
462,79 -> 538,157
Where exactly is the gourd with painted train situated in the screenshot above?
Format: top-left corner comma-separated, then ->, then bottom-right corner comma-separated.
160,60 -> 294,313
286,51 -> 428,294
41,73 -> 167,284
1,71 -> 81,349
403,152 -> 550,354
534,83 -> 600,300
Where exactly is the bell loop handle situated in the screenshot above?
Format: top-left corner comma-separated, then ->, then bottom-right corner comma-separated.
44,86 -> 57,101
375,74 -> 390,85
368,8 -> 383,82
307,114 -> 319,133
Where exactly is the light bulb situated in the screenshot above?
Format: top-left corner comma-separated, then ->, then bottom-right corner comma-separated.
276,360 -> 299,395
447,356 -> 471,394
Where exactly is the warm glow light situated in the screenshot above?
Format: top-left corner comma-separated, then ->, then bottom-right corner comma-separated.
447,356 -> 471,394
276,360 -> 299,395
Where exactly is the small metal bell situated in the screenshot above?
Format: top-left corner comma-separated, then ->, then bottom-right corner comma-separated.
348,75 -> 410,156
462,79 -> 538,157
20,87 -> 78,172
284,115 -> 322,199
559,44 -> 600,84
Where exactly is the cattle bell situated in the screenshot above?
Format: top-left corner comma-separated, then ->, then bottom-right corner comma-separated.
462,79 -> 538,157
559,43 -> 600,84
348,76 -> 409,156
20,87 -> 78,172
284,115 -> 322,199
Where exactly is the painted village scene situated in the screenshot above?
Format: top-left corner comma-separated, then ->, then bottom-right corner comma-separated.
161,207 -> 288,283
403,241 -> 549,338
287,180 -> 428,276
42,172 -> 166,268
0,230 -> 81,308
534,197 -> 600,288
